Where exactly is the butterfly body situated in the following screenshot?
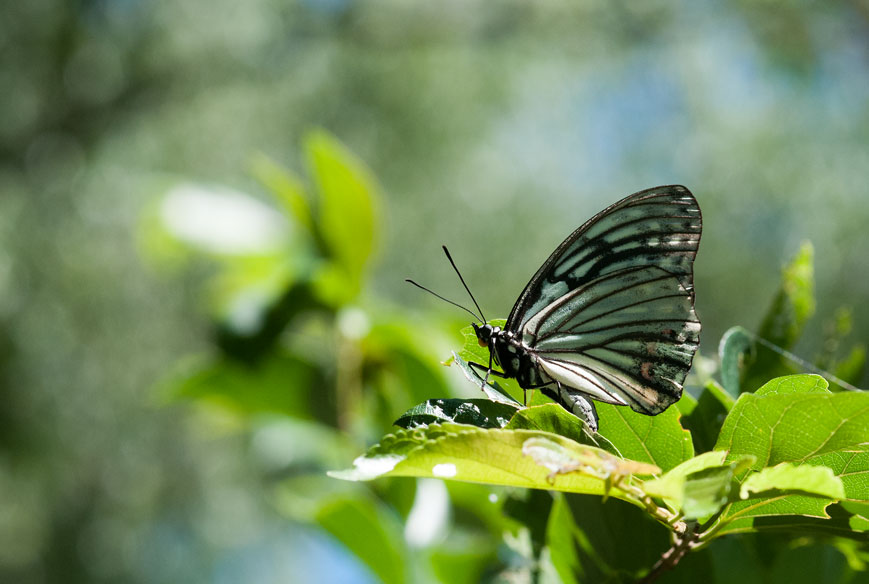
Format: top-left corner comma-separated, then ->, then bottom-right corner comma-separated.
474,324 -> 547,388
469,186 -> 702,432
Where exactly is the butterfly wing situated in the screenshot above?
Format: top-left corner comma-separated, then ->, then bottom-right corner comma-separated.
524,265 -> 700,414
505,185 -> 701,333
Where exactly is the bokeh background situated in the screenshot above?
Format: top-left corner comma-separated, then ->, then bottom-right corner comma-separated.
2,1 -> 868,582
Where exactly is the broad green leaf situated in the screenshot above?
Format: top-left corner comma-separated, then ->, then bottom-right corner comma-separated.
315,495 -> 406,584
164,353 -> 323,420
429,541 -> 497,584
710,501 -> 865,539
758,241 -> 815,350
393,399 -> 519,429
521,437 -> 659,483
249,152 -> 315,236
740,463 -> 844,500
754,374 -> 830,396
505,404 -> 599,449
682,380 -> 735,453
711,449 -> 867,537
643,452 -> 756,519
546,494 -> 613,584
715,375 -> 869,469
555,493 -> 671,579
330,424 -> 641,502
805,450 -> 869,503
680,465 -> 739,519
306,130 -> 380,299
595,402 -> 693,472
643,451 -> 730,501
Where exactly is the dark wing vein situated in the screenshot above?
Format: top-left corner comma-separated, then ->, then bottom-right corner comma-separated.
506,185 -> 701,333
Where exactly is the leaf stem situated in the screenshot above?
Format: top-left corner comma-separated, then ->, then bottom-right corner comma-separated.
637,522 -> 699,584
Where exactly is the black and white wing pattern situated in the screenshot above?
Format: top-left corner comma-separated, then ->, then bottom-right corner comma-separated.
506,185 -> 701,333
509,185 -> 702,416
525,265 -> 700,414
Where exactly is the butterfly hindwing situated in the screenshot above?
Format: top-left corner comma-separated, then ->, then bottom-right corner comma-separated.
524,265 -> 700,414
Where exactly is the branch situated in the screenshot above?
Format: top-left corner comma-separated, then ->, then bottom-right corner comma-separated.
637,522 -> 699,584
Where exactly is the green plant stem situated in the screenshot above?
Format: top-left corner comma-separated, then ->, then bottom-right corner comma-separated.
336,330 -> 362,433
638,522 -> 699,584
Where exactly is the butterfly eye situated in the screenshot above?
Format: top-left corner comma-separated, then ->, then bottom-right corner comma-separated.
477,337 -> 488,348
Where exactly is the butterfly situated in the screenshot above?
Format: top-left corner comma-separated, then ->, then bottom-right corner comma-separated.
409,185 -> 701,432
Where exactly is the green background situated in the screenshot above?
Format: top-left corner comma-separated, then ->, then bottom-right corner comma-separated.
1,1 -> 867,582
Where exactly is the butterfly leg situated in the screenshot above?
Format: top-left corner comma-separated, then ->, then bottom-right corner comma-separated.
467,360 -> 508,380
540,381 -> 599,433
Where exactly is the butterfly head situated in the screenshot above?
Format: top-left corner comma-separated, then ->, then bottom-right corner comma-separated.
473,323 -> 500,348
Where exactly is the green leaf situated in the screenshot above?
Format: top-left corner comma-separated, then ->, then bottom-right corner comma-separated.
163,353 -> 323,420
249,152 -> 315,236
552,493 -> 671,579
715,375 -> 869,469
732,243 -> 817,395
643,452 -> 756,519
546,494 -> 612,584
740,463 -> 845,500
306,130 -> 380,298
674,390 -> 698,417
595,401 -> 693,472
454,319 -> 507,367
330,424 -> 640,503
521,436 -> 660,483
315,495 -> 407,584
682,380 -> 735,453
711,450 -> 869,538
758,241 -> 815,350
805,450 -> 869,503
393,399 -> 520,429
680,465 -> 740,519
707,380 -> 869,537
505,404 -> 600,449
450,352 -> 520,405
753,374 -> 831,396
834,345 -> 866,387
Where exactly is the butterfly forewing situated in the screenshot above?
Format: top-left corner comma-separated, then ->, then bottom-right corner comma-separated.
506,186 -> 701,333
525,265 -> 700,414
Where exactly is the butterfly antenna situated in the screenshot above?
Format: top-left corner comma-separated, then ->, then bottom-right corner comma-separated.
405,279 -> 483,322
441,246 -> 487,323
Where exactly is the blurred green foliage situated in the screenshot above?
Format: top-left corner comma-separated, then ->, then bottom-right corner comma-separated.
2,1 -> 869,583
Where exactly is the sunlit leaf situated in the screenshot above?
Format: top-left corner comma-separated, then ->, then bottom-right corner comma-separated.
454,319 -> 507,366
740,463 -> 844,500
595,401 -> 693,472
715,375 -> 869,468
306,130 -> 380,300
330,424 -> 639,503
249,152 -> 316,236
506,404 -> 603,450
643,452 -> 755,519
